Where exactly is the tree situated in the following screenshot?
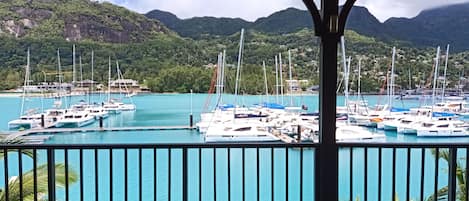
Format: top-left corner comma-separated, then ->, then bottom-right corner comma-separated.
427,149 -> 466,201
0,137 -> 78,201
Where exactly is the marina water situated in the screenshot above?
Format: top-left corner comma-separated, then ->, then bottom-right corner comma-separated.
1,94 -> 468,200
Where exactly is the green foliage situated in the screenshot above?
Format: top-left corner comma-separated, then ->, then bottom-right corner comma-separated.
147,66 -> 211,93
0,137 -> 78,201
0,1 -> 468,94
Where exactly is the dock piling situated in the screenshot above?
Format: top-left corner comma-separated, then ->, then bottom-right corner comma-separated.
41,114 -> 45,128
99,117 -> 103,128
189,114 -> 193,128
297,125 -> 301,142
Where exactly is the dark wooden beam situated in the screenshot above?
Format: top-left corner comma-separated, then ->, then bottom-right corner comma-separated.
302,0 -> 356,200
338,0 -> 358,35
302,0 -> 323,36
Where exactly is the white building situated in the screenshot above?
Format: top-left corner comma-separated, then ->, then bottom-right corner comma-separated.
285,80 -> 309,92
110,79 -> 140,89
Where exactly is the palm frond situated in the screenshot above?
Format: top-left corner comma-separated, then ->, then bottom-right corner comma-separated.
0,163 -> 77,201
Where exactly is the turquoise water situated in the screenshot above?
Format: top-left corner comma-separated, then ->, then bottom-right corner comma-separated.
0,94 -> 468,200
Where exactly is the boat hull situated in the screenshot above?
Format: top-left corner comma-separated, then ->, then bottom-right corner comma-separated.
56,118 -> 95,128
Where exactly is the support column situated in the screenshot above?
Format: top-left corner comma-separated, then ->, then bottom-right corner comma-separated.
315,32 -> 340,201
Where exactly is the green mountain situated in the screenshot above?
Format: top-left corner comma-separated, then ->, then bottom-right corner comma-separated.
144,7 -> 385,38
0,0 -> 173,43
384,3 -> 469,51
146,4 -> 469,51
146,10 -> 250,38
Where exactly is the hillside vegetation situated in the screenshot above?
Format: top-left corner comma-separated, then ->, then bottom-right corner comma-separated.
0,0 -> 467,94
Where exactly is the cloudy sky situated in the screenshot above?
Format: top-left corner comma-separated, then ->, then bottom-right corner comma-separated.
102,0 -> 469,22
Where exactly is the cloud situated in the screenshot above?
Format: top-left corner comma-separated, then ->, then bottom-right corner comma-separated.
100,0 -> 469,22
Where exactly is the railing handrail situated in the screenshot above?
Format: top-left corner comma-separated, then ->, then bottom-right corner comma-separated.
338,141 -> 469,148
3,141 -> 469,149
0,142 -> 318,149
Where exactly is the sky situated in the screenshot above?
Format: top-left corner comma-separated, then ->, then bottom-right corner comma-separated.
100,0 -> 469,22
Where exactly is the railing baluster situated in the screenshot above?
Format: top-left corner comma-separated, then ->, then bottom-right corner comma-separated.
466,148 -> 469,201
271,147 -> 274,201
349,148 -> 353,201
47,148 -> 56,201
33,149 -> 37,201
18,149 -> 23,201
182,148 -> 188,201
65,148 -> 69,201
300,148 -> 303,201
139,148 -> 142,201
199,148 -> 202,201
242,148 -> 245,201
4,148 -> 8,201
420,148 -> 425,201
80,149 -> 84,201
392,148 -> 396,201
95,149 -> 99,201
168,148 -> 172,201
110,148 -> 113,201
256,148 -> 260,201
378,147 -> 382,201
434,148 -> 439,201
286,147 -> 289,201
154,148 -> 157,201
448,148 -> 457,201
228,148 -> 231,201
213,148 -> 217,201
364,147 -> 368,201
124,148 -> 128,201
406,148 -> 411,201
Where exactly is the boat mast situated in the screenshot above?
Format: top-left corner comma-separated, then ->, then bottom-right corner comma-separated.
79,55 -> 83,89
234,29 -> 244,102
20,48 -> 30,115
390,47 -> 396,109
217,52 -> 223,100
275,55 -> 279,103
279,53 -> 284,105
221,50 -> 226,104
288,50 -> 293,106
58,48 -> 67,108
116,61 -> 123,99
90,50 -> 94,104
345,57 -> 351,115
263,61 -> 269,102
441,44 -> 450,102
107,57 -> 111,102
357,58 -> 361,100
233,28 -> 245,119
432,46 -> 441,112
340,36 -> 348,113
72,44 -> 76,85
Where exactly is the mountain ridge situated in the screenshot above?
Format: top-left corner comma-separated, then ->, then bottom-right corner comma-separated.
146,3 -> 469,51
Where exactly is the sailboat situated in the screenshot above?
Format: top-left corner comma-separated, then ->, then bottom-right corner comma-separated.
114,61 -> 136,111
204,29 -> 279,142
8,49 -> 42,129
103,58 -> 136,113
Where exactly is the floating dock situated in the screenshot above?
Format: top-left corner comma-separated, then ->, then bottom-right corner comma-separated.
7,126 -> 196,144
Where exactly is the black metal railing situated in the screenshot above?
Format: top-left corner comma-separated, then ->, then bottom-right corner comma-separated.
0,143 -> 317,201
338,142 -> 469,201
0,142 -> 468,201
